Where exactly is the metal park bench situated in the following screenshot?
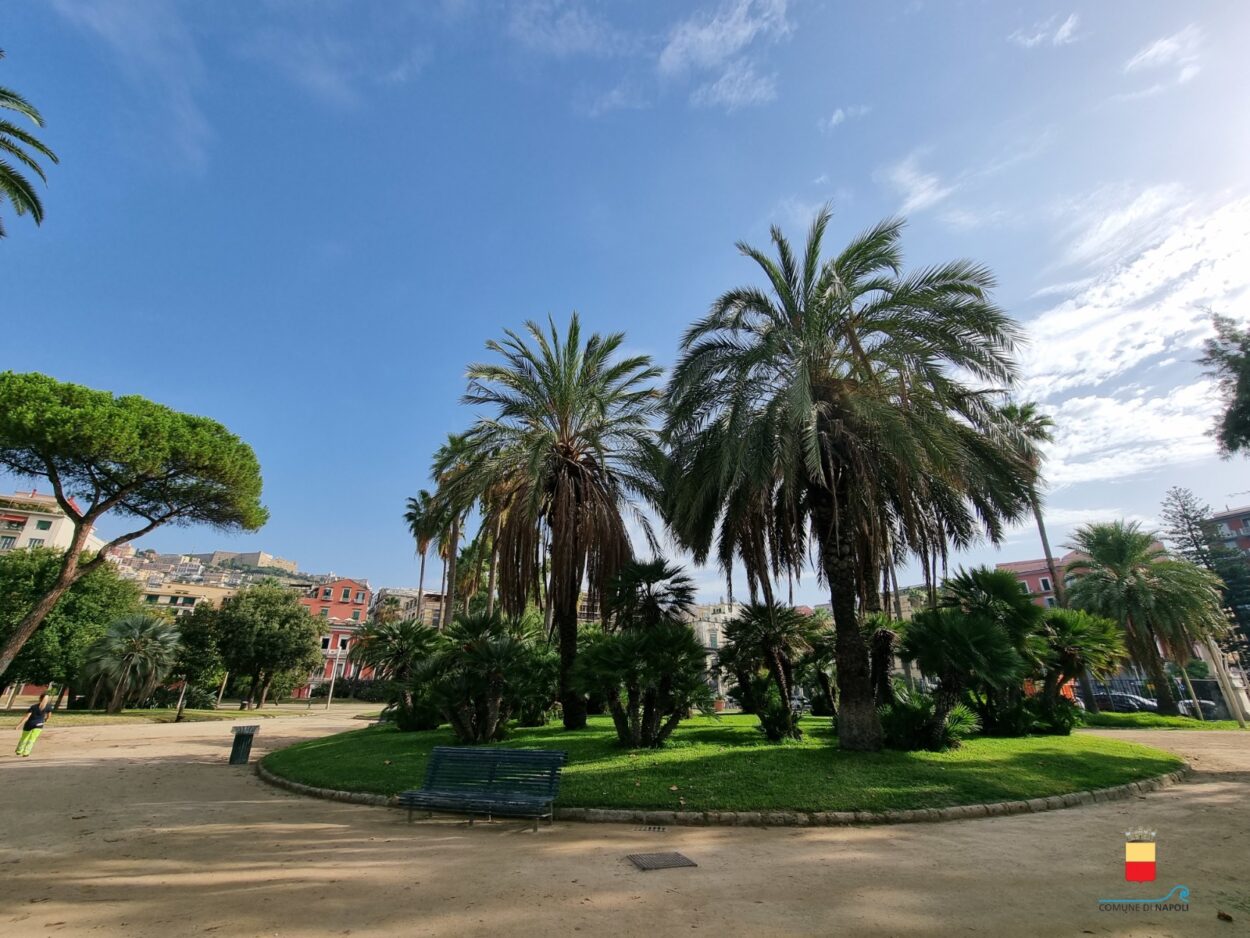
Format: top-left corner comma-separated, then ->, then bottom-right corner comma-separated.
397,746 -> 567,830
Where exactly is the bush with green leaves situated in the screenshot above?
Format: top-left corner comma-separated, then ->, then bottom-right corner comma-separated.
575,620 -> 713,748
722,603 -> 816,741
879,688 -> 980,751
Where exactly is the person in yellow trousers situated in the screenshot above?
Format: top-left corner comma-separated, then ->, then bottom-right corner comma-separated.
14,691 -> 52,757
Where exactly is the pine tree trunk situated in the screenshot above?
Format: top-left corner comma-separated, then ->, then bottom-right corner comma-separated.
0,530 -> 88,676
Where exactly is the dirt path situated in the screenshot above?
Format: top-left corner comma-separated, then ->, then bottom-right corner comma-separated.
1,721 -> 1245,937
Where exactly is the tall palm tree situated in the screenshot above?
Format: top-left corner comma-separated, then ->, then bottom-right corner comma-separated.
430,434 -> 472,629
999,402 -> 1065,602
1066,520 -> 1228,716
665,207 -> 1033,750
1,50 -> 59,237
81,614 -> 181,713
402,490 -> 439,621
438,314 -> 662,729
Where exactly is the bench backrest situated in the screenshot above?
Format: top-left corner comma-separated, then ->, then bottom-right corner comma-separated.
424,747 -> 567,798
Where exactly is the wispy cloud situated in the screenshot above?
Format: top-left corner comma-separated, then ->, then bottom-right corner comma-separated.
878,152 -> 954,214
1116,24 -> 1202,99
660,0 -> 790,112
689,59 -> 776,110
817,105 -> 870,134
1009,13 -> 1082,49
1020,194 -> 1250,401
507,0 -> 629,58
50,0 -> 210,168
1054,183 -> 1189,268
586,80 -> 650,117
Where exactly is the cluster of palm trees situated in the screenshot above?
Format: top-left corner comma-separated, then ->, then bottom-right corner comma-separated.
402,206 -> 1237,751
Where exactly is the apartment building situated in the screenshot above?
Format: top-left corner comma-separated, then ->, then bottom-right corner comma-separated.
686,601 -> 744,697
140,582 -> 237,617
297,577 -> 374,693
0,491 -> 106,554
372,587 -> 450,628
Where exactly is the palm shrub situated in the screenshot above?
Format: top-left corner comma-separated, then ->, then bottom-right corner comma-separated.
1034,608 -> 1123,731
603,559 -> 696,632
81,614 -> 181,713
879,687 -> 980,751
797,623 -> 838,717
664,207 -> 1034,751
898,606 -> 1023,750
349,617 -> 439,729
575,622 -> 712,748
722,603 -> 815,740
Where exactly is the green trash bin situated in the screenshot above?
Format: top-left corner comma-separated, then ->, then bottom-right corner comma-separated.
229,724 -> 260,765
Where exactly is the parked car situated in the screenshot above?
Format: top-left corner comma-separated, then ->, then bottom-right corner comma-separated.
1092,692 -> 1158,713
1178,698 -> 1219,719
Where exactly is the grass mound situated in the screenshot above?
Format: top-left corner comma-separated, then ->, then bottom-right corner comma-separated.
262,714 -> 1181,813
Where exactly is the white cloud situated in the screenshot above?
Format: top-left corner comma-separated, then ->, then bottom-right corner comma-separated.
507,0 -> 627,58
690,59 -> 776,111
1055,183 -> 1190,268
241,31 -> 430,107
1125,24 -> 1202,74
586,80 -> 649,117
1009,13 -> 1082,48
659,0 -> 789,75
50,0 -> 210,168
817,105 -> 870,134
1019,195 -> 1250,461
879,153 -> 954,214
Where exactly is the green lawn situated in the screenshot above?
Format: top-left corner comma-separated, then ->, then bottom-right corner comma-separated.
262,714 -> 1182,813
2,708 -> 291,726
1082,711 -> 1245,731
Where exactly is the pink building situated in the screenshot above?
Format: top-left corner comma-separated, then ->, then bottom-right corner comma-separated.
995,551 -> 1081,608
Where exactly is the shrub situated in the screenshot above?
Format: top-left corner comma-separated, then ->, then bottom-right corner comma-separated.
575,621 -> 712,748
880,689 -> 981,751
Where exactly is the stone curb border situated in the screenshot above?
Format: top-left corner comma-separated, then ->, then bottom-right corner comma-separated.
256,761 -> 1192,827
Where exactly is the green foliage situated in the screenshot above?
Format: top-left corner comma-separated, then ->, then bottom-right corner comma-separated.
80,614 -> 181,713
575,619 -> 712,748
1199,313 -> 1250,457
214,581 -> 321,706
1034,607 -> 1123,724
0,371 -> 268,673
0,49 -> 59,236
880,689 -> 981,751
603,559 -> 696,632
172,603 -> 225,688
0,546 -> 142,686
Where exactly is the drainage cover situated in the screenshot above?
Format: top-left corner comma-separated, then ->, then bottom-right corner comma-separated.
633,826 -> 668,832
627,852 -> 697,871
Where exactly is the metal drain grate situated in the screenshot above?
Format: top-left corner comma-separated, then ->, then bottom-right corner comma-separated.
627,852 -> 697,871
633,826 -> 668,832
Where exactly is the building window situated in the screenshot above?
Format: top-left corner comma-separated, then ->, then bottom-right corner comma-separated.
338,637 -> 350,650
145,594 -> 159,603
321,637 -> 331,650
1040,577 -> 1052,592
1018,580 -> 1029,593
1044,596 -> 1058,608
709,631 -> 719,648
182,597 -> 196,606
355,591 -> 365,603
1,520 -> 23,531
341,587 -> 351,602
351,610 -> 360,621
27,538 -> 44,548
35,520 -> 51,531
322,587 -> 332,600
0,536 -> 14,550
320,608 -> 329,617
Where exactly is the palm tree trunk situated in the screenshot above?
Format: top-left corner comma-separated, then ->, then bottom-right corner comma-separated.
551,510 -> 588,731
1177,665 -> 1204,721
1128,616 -> 1179,715
1031,492 -> 1065,607
445,515 -> 460,628
108,660 -> 133,714
415,552 -> 427,623
438,552 -> 448,629
486,518 -> 500,616
814,492 -> 882,751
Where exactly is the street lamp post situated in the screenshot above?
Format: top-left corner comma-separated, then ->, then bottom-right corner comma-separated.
325,647 -> 344,711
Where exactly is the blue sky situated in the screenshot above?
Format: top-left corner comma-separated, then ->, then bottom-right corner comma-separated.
4,1 -> 1250,603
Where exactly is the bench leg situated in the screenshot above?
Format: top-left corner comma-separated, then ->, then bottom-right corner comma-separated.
533,816 -> 539,832
468,814 -> 474,826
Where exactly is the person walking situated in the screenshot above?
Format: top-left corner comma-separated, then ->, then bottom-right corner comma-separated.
14,691 -> 52,757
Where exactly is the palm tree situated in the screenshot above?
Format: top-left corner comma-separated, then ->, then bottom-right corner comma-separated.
438,314 -> 662,729
81,614 -> 181,713
665,207 -> 1033,750
430,434 -> 472,629
604,558 -> 696,632
402,490 -> 439,621
723,603 -> 816,739
1,50 -> 59,237
349,617 -> 438,712
999,402 -> 1065,601
1034,608 -> 1124,714
1066,520 -> 1227,716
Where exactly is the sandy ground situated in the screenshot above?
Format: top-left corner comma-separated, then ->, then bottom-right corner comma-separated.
1,718 -> 1246,938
